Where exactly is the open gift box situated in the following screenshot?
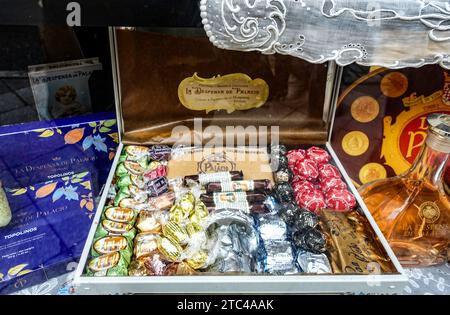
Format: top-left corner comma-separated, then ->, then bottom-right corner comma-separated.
73,27 -> 407,294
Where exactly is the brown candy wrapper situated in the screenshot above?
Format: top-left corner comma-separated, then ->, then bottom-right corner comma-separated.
320,209 -> 395,274
205,179 -> 271,193
164,262 -> 198,276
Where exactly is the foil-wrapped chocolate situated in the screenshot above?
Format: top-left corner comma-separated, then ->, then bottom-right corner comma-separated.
320,209 -> 395,274
273,183 -> 295,203
204,209 -> 259,273
278,202 -> 301,226
274,168 -> 293,184
183,171 -> 243,186
270,154 -> 289,172
293,209 -> 320,231
270,144 -> 288,157
297,250 -> 332,274
205,179 -> 271,193
258,214 -> 287,241
293,227 -> 327,254
264,240 -> 298,274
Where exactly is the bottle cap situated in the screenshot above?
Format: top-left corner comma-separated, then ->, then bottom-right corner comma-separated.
428,113 -> 450,138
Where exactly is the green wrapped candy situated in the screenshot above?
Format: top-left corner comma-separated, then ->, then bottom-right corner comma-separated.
101,206 -> 136,223
94,219 -> 136,242
116,161 -> 145,178
90,235 -> 133,264
116,174 -> 146,190
86,252 -> 129,276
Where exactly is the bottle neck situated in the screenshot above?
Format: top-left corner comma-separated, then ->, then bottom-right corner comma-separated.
406,132 -> 450,186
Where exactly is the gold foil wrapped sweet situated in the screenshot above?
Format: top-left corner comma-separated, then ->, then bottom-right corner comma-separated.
164,262 -> 198,275
186,250 -> 208,270
169,205 -> 188,224
179,192 -> 195,216
162,221 -> 188,245
128,259 -> 148,276
158,236 -> 183,262
320,209 -> 395,274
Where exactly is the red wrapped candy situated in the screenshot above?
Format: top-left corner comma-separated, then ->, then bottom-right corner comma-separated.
287,149 -> 306,170
325,189 -> 356,211
294,159 -> 319,181
292,180 -> 315,194
144,165 -> 167,180
320,177 -> 347,193
295,189 -> 326,213
318,164 -> 341,180
306,147 -> 330,165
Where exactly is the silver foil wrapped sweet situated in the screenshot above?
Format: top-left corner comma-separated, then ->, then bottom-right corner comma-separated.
297,250 -> 332,274
264,240 -> 298,274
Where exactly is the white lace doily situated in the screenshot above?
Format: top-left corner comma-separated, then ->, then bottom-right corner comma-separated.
200,0 -> 450,69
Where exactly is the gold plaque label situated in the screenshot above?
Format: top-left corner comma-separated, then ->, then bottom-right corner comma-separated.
418,201 -> 440,224
178,73 -> 269,113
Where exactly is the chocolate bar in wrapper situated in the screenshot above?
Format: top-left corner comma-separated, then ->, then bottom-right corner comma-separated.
200,192 -> 267,204
205,203 -> 268,214
205,179 -> 271,193
183,171 -> 243,186
320,209 -> 395,274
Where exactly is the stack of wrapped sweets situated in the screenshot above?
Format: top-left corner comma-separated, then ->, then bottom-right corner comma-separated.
86,145 -> 176,276
287,146 -> 356,213
85,144 -> 391,277
269,144 -> 332,274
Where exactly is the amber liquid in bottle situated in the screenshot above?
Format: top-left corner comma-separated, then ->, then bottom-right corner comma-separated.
359,122 -> 450,267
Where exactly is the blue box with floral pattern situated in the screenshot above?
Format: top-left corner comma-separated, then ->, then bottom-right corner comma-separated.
0,112 -> 119,195
0,172 -> 94,294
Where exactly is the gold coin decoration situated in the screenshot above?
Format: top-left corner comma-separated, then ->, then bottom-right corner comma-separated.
359,163 -> 387,184
380,72 -> 408,98
341,131 -> 369,156
351,96 -> 380,123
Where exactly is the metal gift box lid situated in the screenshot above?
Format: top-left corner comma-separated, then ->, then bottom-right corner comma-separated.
74,27 -> 407,294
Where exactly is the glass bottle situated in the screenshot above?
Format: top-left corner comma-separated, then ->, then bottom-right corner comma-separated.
358,113 -> 450,267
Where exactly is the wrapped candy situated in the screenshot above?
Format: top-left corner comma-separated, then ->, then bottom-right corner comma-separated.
149,144 -> 172,161
147,176 -> 169,197
270,144 -> 288,156
144,165 -> 167,180
318,163 -> 341,180
158,236 -> 183,262
274,168 -> 293,184
257,214 -> 288,241
325,189 -> 356,211
295,189 -> 326,213
273,183 -> 295,203
278,202 -> 301,226
270,153 -> 289,172
135,210 -> 167,233
133,232 -> 159,260
297,250 -> 332,274
306,146 -> 330,165
293,227 -> 327,254
293,209 -> 320,231
294,159 -> 319,181
263,240 -> 298,274
287,149 -> 306,171
291,180 -> 315,195
320,177 -> 347,194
